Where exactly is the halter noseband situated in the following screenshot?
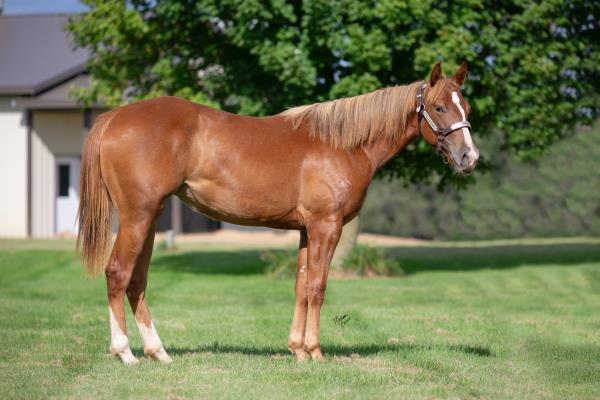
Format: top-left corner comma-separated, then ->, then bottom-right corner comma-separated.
415,83 -> 472,156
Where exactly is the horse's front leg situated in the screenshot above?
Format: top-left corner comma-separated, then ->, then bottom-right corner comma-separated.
304,218 -> 342,360
288,230 -> 309,361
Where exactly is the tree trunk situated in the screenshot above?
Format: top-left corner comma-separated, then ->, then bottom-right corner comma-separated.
331,215 -> 360,269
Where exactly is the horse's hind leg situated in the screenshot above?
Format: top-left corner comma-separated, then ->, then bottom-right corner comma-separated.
126,223 -> 172,363
106,208 -> 159,364
288,230 -> 309,361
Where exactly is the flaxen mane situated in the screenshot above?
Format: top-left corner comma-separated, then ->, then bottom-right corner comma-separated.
282,78 -> 450,149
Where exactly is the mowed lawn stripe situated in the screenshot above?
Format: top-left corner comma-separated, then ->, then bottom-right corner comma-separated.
0,242 -> 599,399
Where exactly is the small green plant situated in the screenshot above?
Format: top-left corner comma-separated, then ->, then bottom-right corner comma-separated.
340,244 -> 404,277
155,239 -> 170,252
333,314 -> 351,327
155,231 -> 177,253
260,249 -> 297,279
262,245 -> 403,278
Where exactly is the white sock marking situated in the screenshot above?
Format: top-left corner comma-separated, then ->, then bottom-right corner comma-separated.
136,320 -> 163,353
136,319 -> 172,363
108,307 -> 138,364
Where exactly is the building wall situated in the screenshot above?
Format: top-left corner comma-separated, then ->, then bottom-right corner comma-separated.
1,103 -> 218,238
31,110 -> 84,237
0,98 -> 28,237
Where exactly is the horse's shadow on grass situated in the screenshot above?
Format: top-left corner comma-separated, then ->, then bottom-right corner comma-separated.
162,342 -> 493,358
150,242 -> 600,276
152,250 -> 267,275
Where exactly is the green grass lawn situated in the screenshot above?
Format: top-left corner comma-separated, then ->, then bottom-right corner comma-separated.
1,239 -> 600,399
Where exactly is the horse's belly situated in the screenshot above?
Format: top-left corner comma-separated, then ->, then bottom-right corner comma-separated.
178,180 -> 302,229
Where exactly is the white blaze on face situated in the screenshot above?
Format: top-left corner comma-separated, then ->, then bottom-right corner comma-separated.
451,91 -> 475,151
108,307 -> 138,364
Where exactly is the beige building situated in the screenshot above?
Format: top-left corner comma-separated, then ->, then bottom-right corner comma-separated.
0,14 -> 94,237
0,14 -> 218,238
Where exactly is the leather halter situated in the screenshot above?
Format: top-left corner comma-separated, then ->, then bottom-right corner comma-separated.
415,83 -> 472,156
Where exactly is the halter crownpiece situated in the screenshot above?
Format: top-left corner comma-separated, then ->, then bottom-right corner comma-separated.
416,83 -> 472,156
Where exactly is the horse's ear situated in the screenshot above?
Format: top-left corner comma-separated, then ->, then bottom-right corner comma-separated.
429,62 -> 442,87
452,62 -> 468,86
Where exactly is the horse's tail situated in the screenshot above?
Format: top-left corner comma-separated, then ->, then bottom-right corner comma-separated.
77,112 -> 114,276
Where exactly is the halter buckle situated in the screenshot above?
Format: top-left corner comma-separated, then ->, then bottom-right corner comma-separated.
415,83 -> 426,113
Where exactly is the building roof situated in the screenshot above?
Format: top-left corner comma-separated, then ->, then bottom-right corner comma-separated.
0,14 -> 88,96
13,74 -> 92,109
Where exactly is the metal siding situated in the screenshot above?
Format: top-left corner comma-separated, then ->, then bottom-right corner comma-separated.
0,100 -> 28,237
31,110 -> 83,237
31,127 -> 54,237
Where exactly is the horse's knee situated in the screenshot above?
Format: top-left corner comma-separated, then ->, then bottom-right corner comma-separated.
308,281 -> 326,305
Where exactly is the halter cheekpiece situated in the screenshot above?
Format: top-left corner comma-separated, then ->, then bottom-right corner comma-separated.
415,83 -> 472,156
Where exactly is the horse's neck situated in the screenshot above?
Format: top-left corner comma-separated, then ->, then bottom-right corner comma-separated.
361,115 -> 420,172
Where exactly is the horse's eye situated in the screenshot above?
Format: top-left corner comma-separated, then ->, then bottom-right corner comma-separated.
435,105 -> 444,113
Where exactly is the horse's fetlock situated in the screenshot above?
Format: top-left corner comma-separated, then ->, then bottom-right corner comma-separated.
109,338 -> 130,355
304,338 -> 320,354
143,344 -> 163,357
288,336 -> 304,351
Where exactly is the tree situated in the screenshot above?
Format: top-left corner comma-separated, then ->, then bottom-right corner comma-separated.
68,0 -> 599,257
361,121 -> 600,240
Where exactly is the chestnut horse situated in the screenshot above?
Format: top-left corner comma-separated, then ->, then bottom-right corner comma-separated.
77,62 -> 479,364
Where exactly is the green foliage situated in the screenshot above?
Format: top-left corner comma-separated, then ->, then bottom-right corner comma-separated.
155,239 -> 170,252
261,244 -> 404,277
260,248 -> 297,278
362,122 -> 600,239
341,244 -> 404,276
68,0 -> 600,186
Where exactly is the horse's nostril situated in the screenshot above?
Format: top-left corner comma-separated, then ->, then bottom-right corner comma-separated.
461,151 -> 470,168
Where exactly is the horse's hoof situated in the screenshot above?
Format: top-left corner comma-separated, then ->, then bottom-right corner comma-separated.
144,346 -> 173,363
296,350 -> 311,362
114,349 -> 139,365
289,346 -> 310,362
152,348 -> 173,364
309,349 -> 324,361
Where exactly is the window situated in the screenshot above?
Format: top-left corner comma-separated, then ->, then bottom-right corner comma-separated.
58,164 -> 70,197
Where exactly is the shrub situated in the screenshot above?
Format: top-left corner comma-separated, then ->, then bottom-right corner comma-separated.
260,249 -> 297,279
261,245 -> 403,278
340,244 -> 404,277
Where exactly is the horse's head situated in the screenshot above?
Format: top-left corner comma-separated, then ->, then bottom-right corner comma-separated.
417,62 -> 479,175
